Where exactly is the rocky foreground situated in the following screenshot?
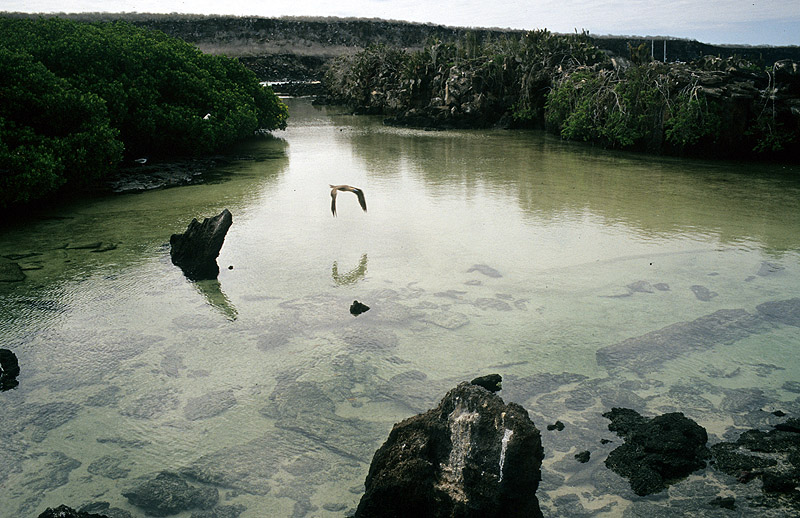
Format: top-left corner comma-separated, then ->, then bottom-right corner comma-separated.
39,375 -> 800,517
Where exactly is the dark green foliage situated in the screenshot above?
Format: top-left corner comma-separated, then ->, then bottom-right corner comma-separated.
0,16 -> 288,208
325,44 -> 407,112
323,28 -> 798,161
0,47 -> 122,207
324,29 -> 608,127
545,64 -> 671,151
545,57 -> 799,158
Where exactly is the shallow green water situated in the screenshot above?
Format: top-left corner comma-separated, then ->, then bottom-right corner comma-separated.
2,97 -> 800,517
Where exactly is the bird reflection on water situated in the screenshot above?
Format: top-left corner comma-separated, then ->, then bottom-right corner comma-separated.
332,253 -> 368,286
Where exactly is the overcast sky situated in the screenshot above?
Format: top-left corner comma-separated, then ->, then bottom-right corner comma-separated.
4,0 -> 799,46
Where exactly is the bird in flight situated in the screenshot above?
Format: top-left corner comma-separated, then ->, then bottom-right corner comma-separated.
330,185 -> 367,216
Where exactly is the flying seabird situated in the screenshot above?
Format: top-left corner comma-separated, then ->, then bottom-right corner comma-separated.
330,185 -> 367,216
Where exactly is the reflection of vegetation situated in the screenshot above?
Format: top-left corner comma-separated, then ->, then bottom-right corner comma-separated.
332,254 -> 368,285
0,17 -> 288,208
335,99 -> 800,252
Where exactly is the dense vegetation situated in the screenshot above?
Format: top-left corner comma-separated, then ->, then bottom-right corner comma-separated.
323,31 -> 800,161
0,17 -> 288,208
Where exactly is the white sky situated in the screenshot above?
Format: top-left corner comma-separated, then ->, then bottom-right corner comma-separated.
3,0 -> 799,46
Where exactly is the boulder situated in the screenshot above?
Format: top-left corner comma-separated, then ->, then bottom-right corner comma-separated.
0,348 -> 20,391
169,209 -> 232,280
603,408 -> 710,496
355,380 -> 544,517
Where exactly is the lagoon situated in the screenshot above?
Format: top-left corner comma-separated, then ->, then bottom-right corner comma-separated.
2,97 -> 800,517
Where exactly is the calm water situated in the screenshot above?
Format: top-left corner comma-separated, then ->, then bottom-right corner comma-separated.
2,97 -> 800,517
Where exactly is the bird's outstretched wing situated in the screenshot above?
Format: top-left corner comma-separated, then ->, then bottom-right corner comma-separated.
353,188 -> 367,212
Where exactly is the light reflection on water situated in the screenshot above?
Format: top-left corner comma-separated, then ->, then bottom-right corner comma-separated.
1,97 -> 799,517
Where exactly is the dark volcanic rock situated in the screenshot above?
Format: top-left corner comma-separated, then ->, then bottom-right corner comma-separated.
350,300 -> 370,316
355,382 -> 544,518
711,418 -> 800,508
38,505 -> 109,518
470,373 -> 502,393
0,348 -> 20,390
603,408 -> 710,496
170,209 -> 233,280
123,471 -> 219,517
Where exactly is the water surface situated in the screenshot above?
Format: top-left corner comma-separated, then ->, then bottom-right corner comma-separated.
2,97 -> 800,517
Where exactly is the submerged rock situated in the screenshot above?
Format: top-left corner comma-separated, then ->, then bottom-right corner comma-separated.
603,408 -> 710,496
170,209 -> 233,280
183,389 -> 237,421
690,284 -> 718,302
355,381 -> 544,517
0,260 -> 25,282
466,264 -> 502,278
123,471 -> 218,517
596,308 -> 772,375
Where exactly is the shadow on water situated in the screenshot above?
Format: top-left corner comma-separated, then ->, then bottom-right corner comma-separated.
332,253 -> 368,286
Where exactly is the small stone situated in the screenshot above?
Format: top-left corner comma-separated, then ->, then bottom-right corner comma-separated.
575,451 -> 591,463
350,300 -> 370,316
547,421 -> 565,431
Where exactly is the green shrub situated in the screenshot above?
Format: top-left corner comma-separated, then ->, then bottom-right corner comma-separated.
0,47 -> 122,207
0,16 -> 288,207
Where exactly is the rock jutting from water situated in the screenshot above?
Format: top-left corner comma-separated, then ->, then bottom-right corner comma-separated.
169,209 -> 233,281
350,300 -> 370,316
0,348 -> 20,390
603,408 -> 710,496
355,378 -> 544,518
711,417 -> 800,509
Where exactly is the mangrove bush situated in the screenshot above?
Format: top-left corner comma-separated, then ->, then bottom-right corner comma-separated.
323,31 -> 799,160
0,16 -> 288,208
